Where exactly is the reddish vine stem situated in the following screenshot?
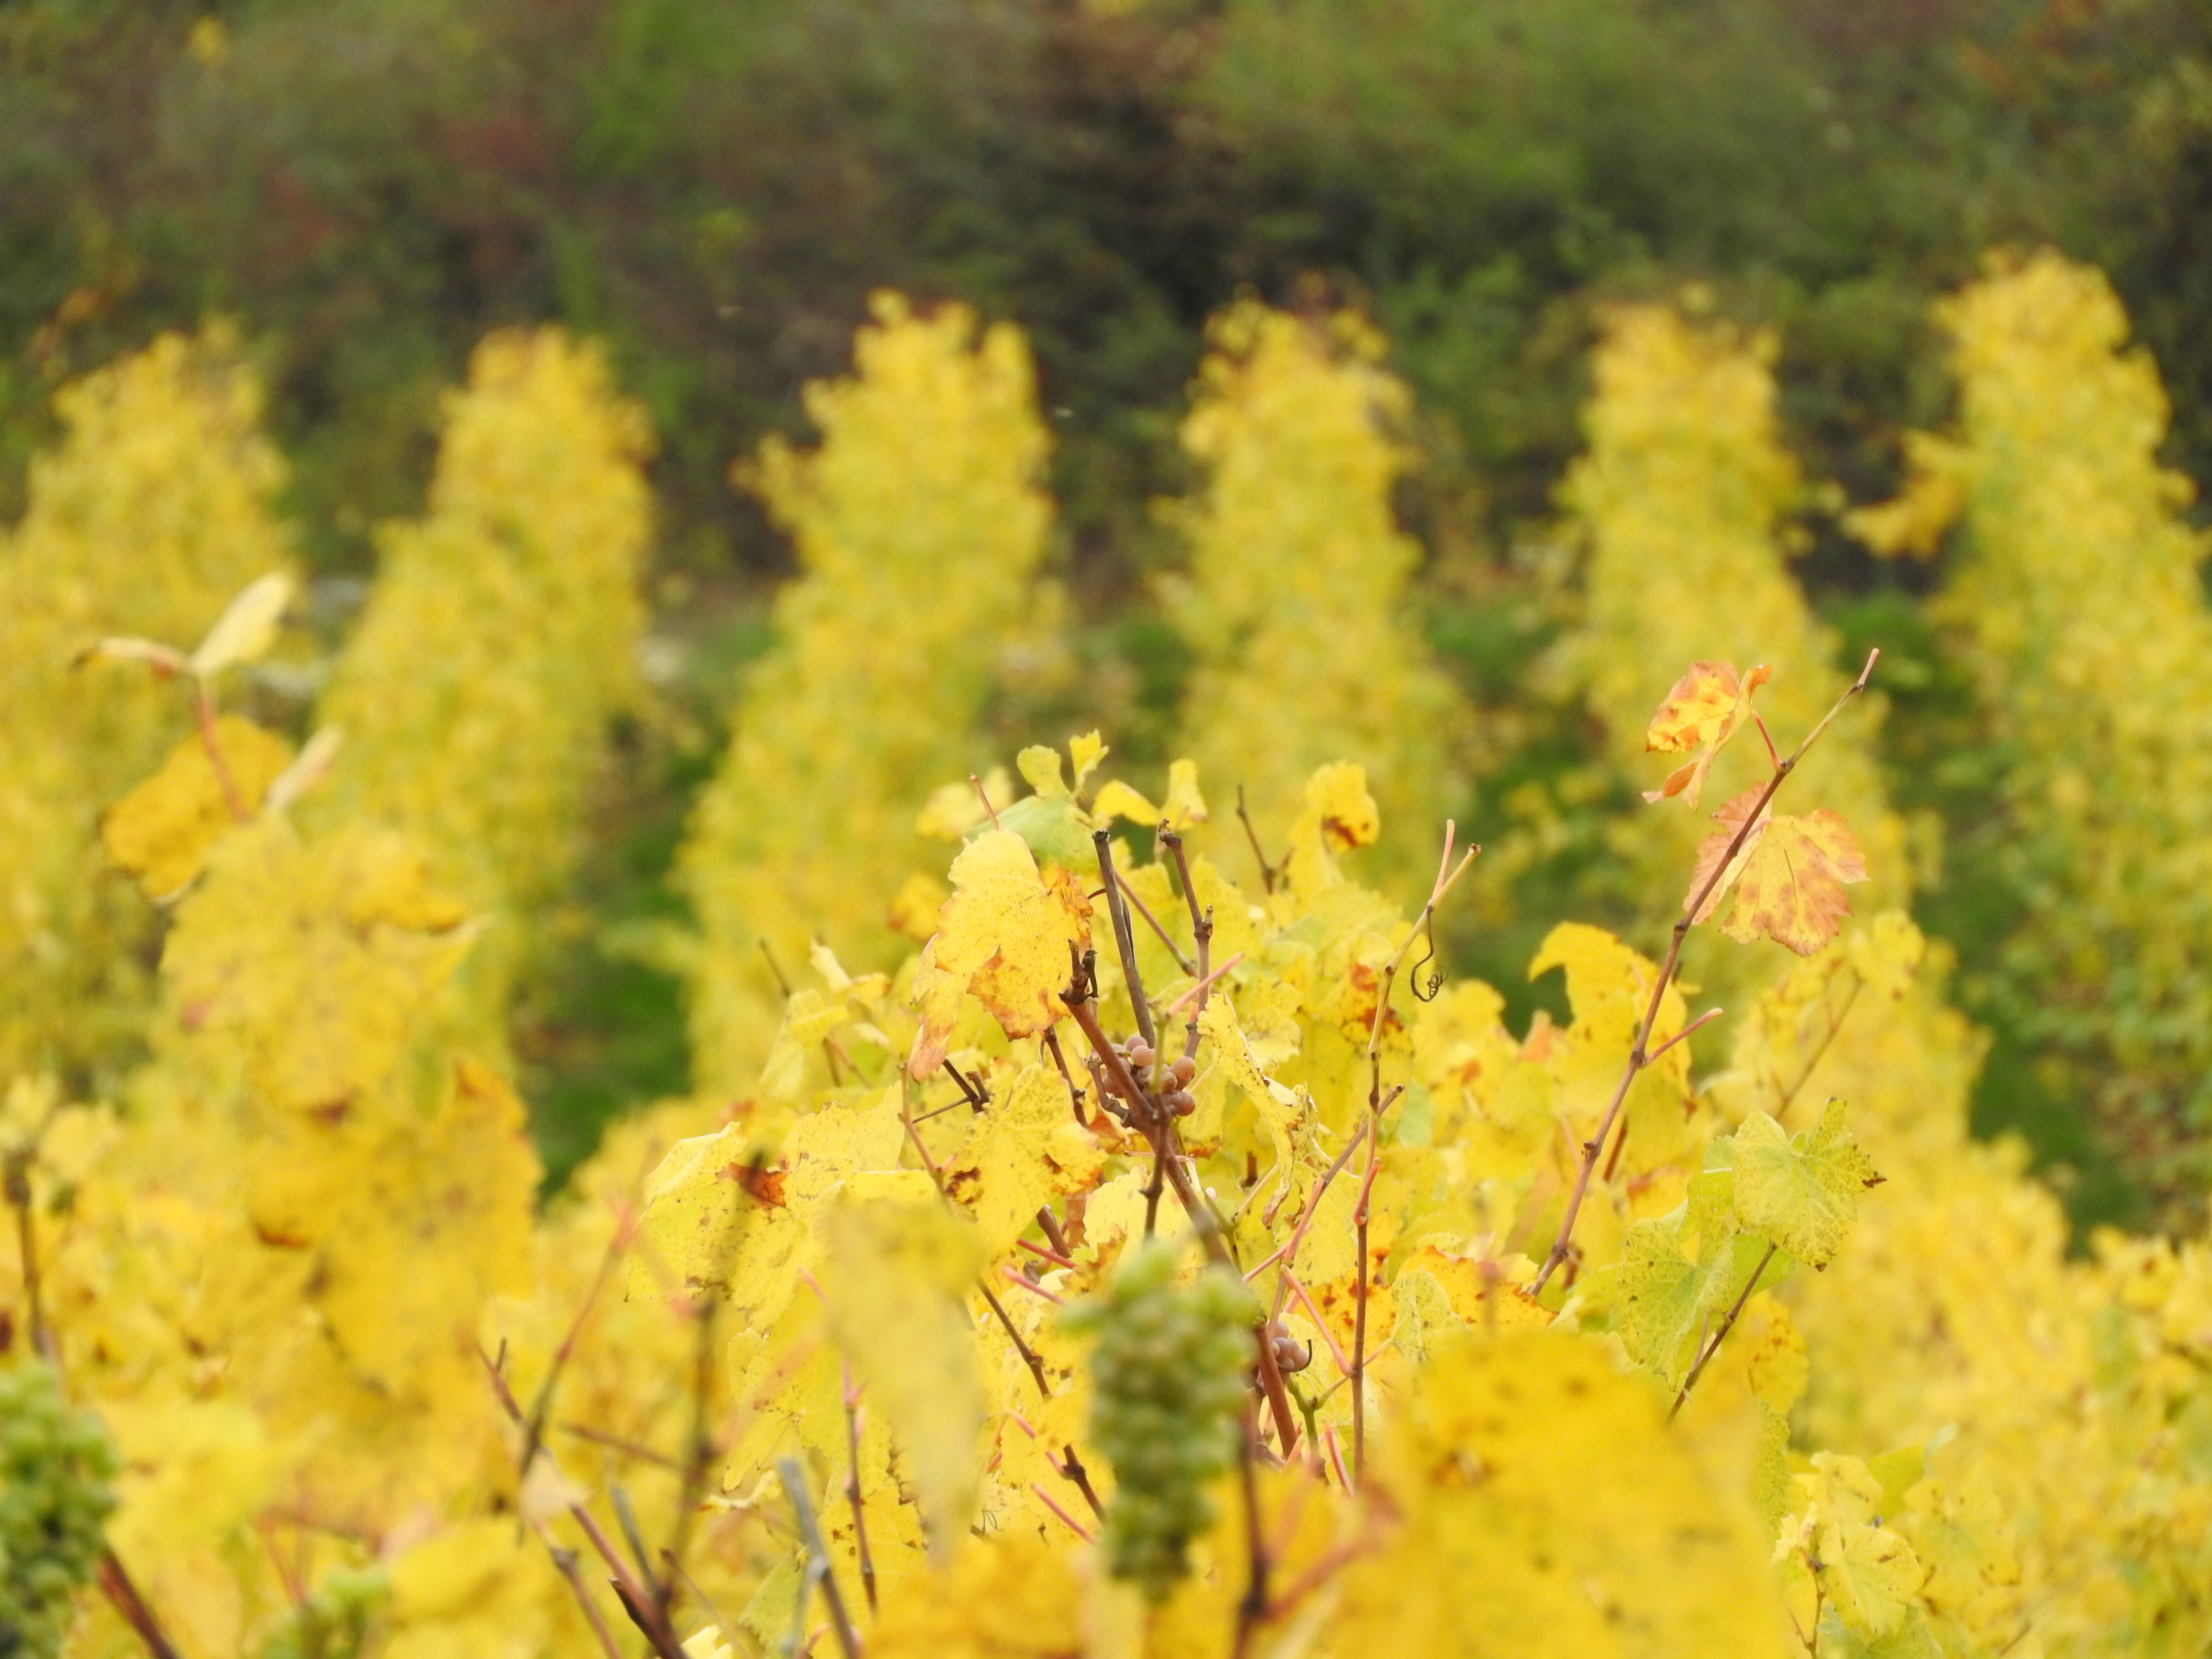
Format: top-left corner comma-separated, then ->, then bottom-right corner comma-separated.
1346,1084 -> 1402,1486
193,680 -> 250,822
1235,785 -> 1279,894
840,1361 -> 878,1612
1117,868 -> 1197,975
1232,1405 -> 1270,1659
543,1533 -> 627,1659
1042,1028 -> 1087,1118
481,1347 -> 688,1659
1601,1005 -> 1722,1179
1668,1242 -> 1777,1423
903,1081 -> 1061,1400
519,1203 -> 636,1494
1345,824 -> 1478,1482
99,1551 -> 182,1659
1531,649 -> 1878,1297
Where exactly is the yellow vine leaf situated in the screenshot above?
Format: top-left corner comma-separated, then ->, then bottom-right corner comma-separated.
100,718 -> 294,898
941,1064 -> 1103,1257
817,1179 -> 986,1553
1687,789 -> 1868,956
1197,995 -> 1308,1177
1334,1333 -> 1791,1657
187,571 -> 293,678
1727,1101 -> 1881,1269
1611,1174 -> 1769,1391
909,829 -> 1093,1077
1395,1244 -> 1548,1331
1644,659 -> 1773,806
868,1535 -> 1083,1658
1090,758 -> 1208,832
160,821 -> 472,1114
1787,1455 -> 1929,1642
384,1518 -> 557,1659
1279,761 -> 1380,902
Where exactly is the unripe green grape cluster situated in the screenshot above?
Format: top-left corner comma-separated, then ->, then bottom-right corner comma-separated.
1063,1239 -> 1256,1599
255,1565 -> 389,1659
0,1360 -> 118,1658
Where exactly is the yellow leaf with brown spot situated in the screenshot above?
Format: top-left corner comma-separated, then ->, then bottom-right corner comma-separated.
909,829 -> 1092,1076
1643,659 -> 1772,807
942,1064 -> 1104,1257
1687,790 -> 1868,956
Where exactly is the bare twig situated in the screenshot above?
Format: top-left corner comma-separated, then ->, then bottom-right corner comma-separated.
480,1346 -> 687,1659
1236,785 -> 1279,893
778,1456 -> 863,1659
1532,652 -> 1877,1297
99,1551 -> 181,1659
1233,1407 -> 1270,1659
1034,1206 -> 1072,1259
942,1060 -> 991,1112
543,1530 -> 628,1659
841,1363 -> 878,1612
1667,1242 -> 1779,1423
1094,830 -> 1158,1060
1117,869 -> 1198,976
558,1421 -> 682,1470
971,773 -> 1002,830
1601,1006 -> 1723,1179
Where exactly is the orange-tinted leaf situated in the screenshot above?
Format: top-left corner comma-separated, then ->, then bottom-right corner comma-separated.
1643,661 -> 1773,807
1687,789 -> 1867,957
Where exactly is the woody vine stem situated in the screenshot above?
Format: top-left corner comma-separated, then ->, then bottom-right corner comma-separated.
1531,649 -> 1878,1297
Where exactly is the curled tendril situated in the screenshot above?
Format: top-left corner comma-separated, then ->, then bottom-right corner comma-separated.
1411,916 -> 1445,1002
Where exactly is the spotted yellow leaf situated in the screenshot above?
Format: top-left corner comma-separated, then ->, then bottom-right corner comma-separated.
941,1064 -> 1103,1257
909,829 -> 1092,1077
1687,788 -> 1867,956
1644,659 -> 1772,807
1726,1101 -> 1881,1269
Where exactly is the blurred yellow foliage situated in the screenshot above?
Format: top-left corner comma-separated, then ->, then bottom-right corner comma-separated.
0,327 -> 291,1085
1166,300 -> 1466,889
1932,250 -> 2212,1200
312,328 -> 652,1053
683,292 -> 1054,1101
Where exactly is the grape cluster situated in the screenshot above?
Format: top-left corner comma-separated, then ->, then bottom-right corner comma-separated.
254,1565 -> 388,1659
1114,1038 -> 1199,1118
1063,1239 -> 1256,1599
0,1360 -> 118,1659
